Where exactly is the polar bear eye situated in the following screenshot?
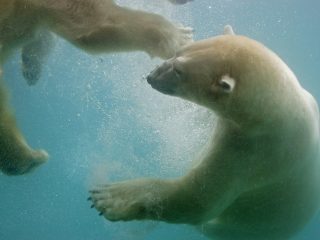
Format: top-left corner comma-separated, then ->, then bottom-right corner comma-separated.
219,75 -> 236,93
173,57 -> 188,77
220,81 -> 231,91
172,62 -> 184,79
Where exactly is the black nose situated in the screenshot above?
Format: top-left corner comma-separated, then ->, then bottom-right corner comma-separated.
146,64 -> 162,85
146,73 -> 153,84
146,64 -> 160,85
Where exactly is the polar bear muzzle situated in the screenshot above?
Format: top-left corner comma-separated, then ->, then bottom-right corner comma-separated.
147,60 -> 183,96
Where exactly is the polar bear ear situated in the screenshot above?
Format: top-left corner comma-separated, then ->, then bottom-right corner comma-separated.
223,25 -> 235,35
218,75 -> 236,93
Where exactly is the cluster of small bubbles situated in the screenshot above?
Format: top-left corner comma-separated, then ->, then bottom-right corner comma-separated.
69,1 -> 214,182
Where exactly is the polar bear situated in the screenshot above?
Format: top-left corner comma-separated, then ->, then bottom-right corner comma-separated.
0,0 -> 192,175
89,26 -> 320,240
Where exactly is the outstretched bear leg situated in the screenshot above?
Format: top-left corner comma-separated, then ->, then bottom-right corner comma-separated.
0,76 -> 48,175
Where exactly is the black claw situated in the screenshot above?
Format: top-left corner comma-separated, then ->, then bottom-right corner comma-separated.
87,197 -> 92,201
91,204 -> 94,208
99,212 -> 103,216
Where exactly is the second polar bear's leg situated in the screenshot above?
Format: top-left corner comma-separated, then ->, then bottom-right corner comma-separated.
0,76 -> 48,175
21,30 -> 54,86
44,0 -> 193,59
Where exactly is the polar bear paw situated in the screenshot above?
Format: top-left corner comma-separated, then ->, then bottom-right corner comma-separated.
89,179 -> 165,221
27,149 -> 49,172
158,24 -> 193,59
176,25 -> 194,46
147,17 -> 193,59
22,53 -> 42,86
21,30 -> 53,86
1,148 -> 48,175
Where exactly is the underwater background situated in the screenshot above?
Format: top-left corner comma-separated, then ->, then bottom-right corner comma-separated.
0,0 -> 319,239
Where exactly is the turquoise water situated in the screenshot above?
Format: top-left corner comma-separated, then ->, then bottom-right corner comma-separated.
1,0 -> 320,239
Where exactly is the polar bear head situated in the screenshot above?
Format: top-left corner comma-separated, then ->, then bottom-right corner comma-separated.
147,26 -> 297,125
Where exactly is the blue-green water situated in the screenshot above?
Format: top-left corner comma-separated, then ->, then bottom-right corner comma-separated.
0,0 -> 320,239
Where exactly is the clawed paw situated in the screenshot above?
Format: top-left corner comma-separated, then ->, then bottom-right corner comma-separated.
150,20 -> 194,59
178,26 -> 194,46
88,180 -> 163,221
88,184 -> 141,221
22,58 -> 41,86
160,24 -> 193,59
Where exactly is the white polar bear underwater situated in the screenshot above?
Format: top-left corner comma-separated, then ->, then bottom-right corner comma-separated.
0,0 -> 192,175
89,25 -> 320,240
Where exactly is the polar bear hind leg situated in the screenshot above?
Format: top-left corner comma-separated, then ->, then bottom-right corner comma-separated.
0,76 -> 48,175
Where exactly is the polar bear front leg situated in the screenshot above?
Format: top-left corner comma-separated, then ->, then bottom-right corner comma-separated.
76,8 -> 193,59
45,0 -> 193,59
89,178 -> 187,222
89,148 -> 244,224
